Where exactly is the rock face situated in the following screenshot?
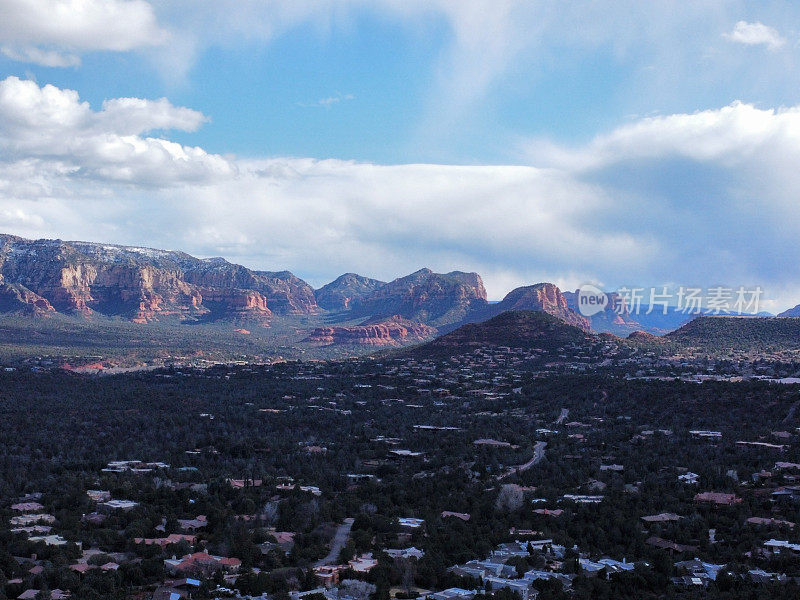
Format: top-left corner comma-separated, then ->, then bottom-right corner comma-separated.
472,283 -> 591,332
0,234 -> 316,322
315,273 -> 386,311
181,258 -> 317,314
306,316 -> 436,346
350,268 -> 488,327
0,280 -> 55,315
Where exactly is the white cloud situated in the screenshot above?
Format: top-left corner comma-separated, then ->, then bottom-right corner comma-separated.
529,101 -> 800,170
724,20 -> 785,50
0,46 -> 80,67
0,77 -> 231,185
6,79 -> 800,309
298,93 -> 355,108
0,0 -> 168,66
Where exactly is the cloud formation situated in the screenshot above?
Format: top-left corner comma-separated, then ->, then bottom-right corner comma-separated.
0,0 -> 168,66
298,93 -> 355,108
0,77 -> 232,185
724,20 -> 785,50
4,78 -> 800,311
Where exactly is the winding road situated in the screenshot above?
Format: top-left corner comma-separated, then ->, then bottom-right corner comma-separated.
314,518 -> 354,567
498,441 -> 547,480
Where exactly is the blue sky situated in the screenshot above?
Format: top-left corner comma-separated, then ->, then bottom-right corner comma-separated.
3,1 -> 800,310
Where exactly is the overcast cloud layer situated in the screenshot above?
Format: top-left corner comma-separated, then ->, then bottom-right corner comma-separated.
1,75 -> 800,312
2,2 -> 800,312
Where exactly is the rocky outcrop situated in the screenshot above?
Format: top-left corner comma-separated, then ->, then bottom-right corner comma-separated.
315,273 -> 386,311
351,268 -> 488,327
0,235 -> 317,322
198,288 -> 271,324
0,281 -> 55,315
477,283 -> 591,331
181,258 -> 317,314
307,316 -> 436,346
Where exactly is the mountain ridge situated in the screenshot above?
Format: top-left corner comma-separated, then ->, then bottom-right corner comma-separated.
4,233 -> 795,362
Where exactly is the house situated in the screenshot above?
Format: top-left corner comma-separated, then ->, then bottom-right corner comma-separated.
449,565 -> 485,579
678,472 -> 699,485
348,553 -> 378,573
464,559 -> 505,577
690,430 -> 722,439
28,534 -> 69,546
427,588 -> 476,600
484,577 -> 537,600
86,490 -> 111,503
598,558 -> 635,573
398,517 -> 424,528
164,552 -> 241,576
524,539 -> 554,552
671,575 -> 709,588
578,559 -> 606,576
81,512 -> 107,526
694,492 -> 741,506
764,539 -> 800,555
226,479 -> 263,489
561,494 -> 603,504
441,511 -> 470,521
746,516 -> 795,528
69,563 -> 92,575
151,579 -> 200,600
177,516 -> 207,531
736,441 -> 786,451
522,570 -> 573,588
494,541 -> 531,558
11,502 -> 44,512
532,508 -> 563,517
18,590 -> 70,600
99,499 -> 138,512
674,558 -> 724,581
748,569 -> 787,584
510,528 -> 543,535
11,514 -> 56,526
135,534 -> 197,548
775,462 -> 800,470
314,565 -> 343,587
641,513 -> 683,523
645,537 -> 698,553
771,486 -> 800,502
385,547 -> 425,559
152,587 -> 189,600
347,474 -> 376,483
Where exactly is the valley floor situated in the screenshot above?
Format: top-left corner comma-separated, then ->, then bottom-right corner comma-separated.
2,347 -> 800,598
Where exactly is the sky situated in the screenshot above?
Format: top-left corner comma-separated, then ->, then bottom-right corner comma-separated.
2,1 -> 800,310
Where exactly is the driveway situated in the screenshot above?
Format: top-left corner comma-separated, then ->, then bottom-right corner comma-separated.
314,518 -> 354,567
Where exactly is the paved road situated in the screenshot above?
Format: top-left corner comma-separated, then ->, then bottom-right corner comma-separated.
784,400 -> 800,424
555,408 -> 569,425
498,441 -> 547,480
314,518 -> 354,567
